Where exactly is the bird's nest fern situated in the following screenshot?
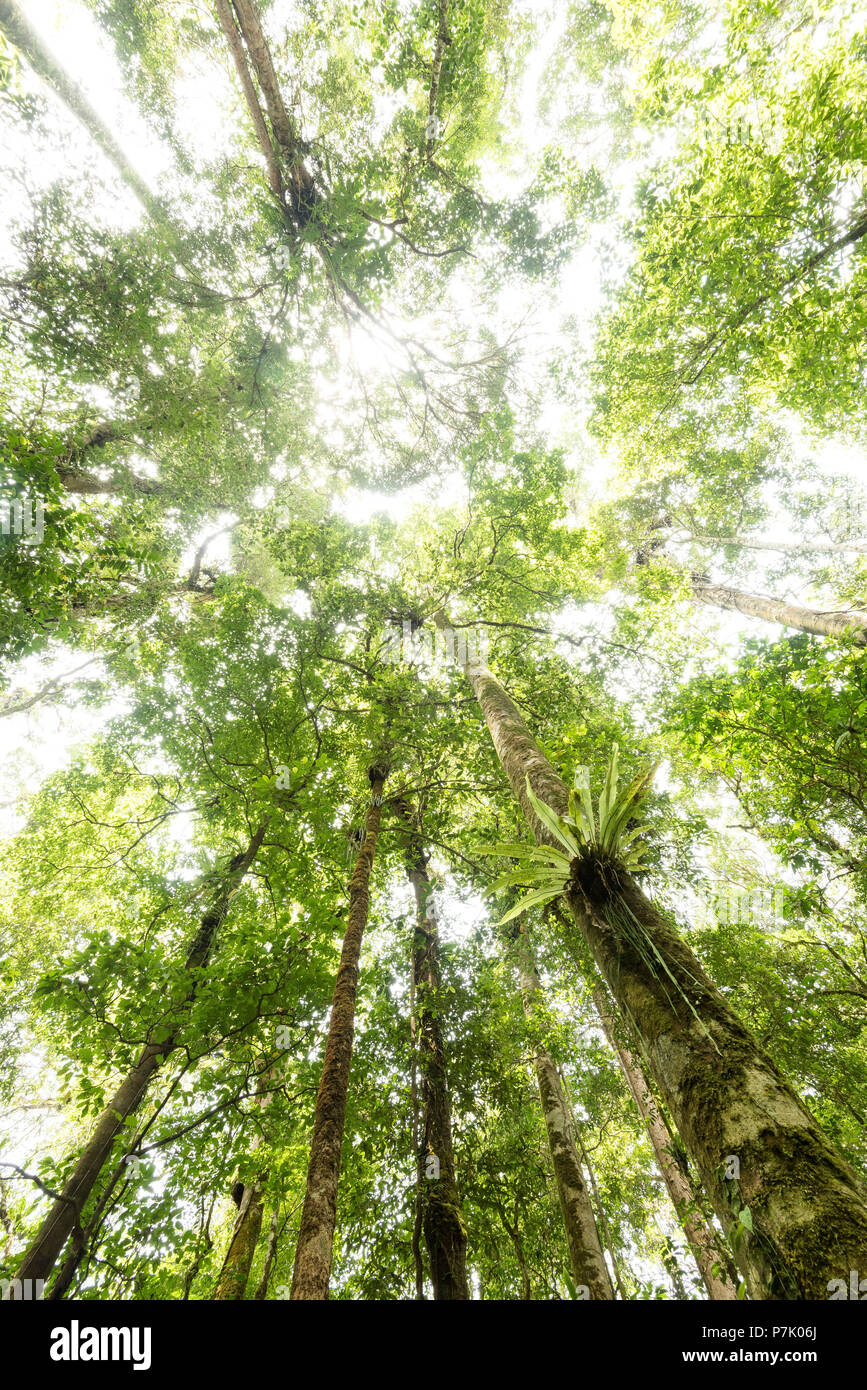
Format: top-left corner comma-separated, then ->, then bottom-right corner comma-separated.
483,745 -> 719,1050
482,744 -> 656,927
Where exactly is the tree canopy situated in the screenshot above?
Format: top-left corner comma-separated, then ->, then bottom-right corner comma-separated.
1,0 -> 866,1314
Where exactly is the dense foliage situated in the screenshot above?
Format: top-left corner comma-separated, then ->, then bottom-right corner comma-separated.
0,0 -> 865,1303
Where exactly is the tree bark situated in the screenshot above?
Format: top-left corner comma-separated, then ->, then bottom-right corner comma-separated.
12,822 -> 268,1289
513,930 -> 614,1299
213,1060 -> 278,1300
55,465 -> 162,497
182,1191 -> 216,1300
592,986 -> 737,1299
425,0 -> 450,156
214,0 -> 283,201
214,1178 -> 265,1300
400,818 -> 468,1299
229,0 -> 315,214
290,764 -> 389,1299
691,578 -> 867,645
253,1205 -> 279,1300
408,939 -> 425,1300
493,1196 -> 532,1298
465,661 -> 867,1299
569,1113 -> 629,1299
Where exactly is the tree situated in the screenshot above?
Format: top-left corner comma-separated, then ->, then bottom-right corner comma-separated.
13,822 -> 268,1287
511,924 -> 614,1299
2,0 -> 867,1310
290,762 -> 390,1300
463,655 -> 867,1299
396,800 -> 469,1299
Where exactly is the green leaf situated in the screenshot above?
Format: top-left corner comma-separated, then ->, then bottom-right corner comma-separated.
598,740 -> 619,838
478,842 -> 571,866
572,765 -> 596,838
525,779 -> 580,855
494,886 -> 566,927
489,865 -> 567,894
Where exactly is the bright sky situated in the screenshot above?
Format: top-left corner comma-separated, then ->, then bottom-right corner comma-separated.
2,0 -> 866,850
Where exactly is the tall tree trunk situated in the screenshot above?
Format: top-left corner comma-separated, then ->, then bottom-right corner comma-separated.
400,815 -> 469,1299
12,822 -> 268,1289
512,928 -> 614,1299
690,577 -> 867,644
569,1112 -> 629,1299
214,0 -> 283,201
464,660 -> 867,1299
182,1191 -> 217,1301
592,985 -> 737,1299
214,1060 -> 279,1300
253,1205 -> 280,1300
684,532 -> 867,558
215,1179 -> 266,1300
408,936 -> 425,1300
228,0 -> 315,214
0,0 -> 162,219
662,1235 -> 690,1300
290,764 -> 389,1299
425,0 -> 450,156
493,1195 -> 532,1299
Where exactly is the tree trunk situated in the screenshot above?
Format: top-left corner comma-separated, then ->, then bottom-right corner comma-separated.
229,0 -> 315,213
402,823 -> 469,1299
513,929 -> 614,1299
493,1196 -> 532,1299
182,1192 -> 216,1300
214,1060 -> 278,1300
426,0 -> 450,156
592,986 -> 737,1299
214,0 -> 283,201
214,1179 -> 266,1300
685,532 -> 867,558
690,579 -> 867,644
569,1114 -> 629,1299
12,822 -> 268,1289
408,937 -> 425,1300
290,764 -> 389,1299
465,661 -> 867,1299
0,0 -> 162,219
253,1205 -> 280,1300
55,465 -> 162,497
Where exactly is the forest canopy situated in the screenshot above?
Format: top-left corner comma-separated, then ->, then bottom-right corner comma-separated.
1,0 -> 866,1311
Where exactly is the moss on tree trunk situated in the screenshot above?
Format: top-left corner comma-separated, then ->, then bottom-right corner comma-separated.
407,853 -> 469,1299
468,664 -> 867,1300
515,932 -> 614,1299
290,766 -> 389,1299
